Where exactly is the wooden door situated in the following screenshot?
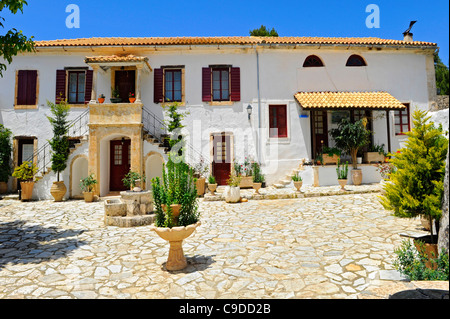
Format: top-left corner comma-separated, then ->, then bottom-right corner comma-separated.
312,111 -> 328,158
115,70 -> 135,102
212,134 -> 231,186
110,140 -> 131,191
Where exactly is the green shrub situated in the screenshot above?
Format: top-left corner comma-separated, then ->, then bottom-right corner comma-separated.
394,240 -> 449,281
336,159 -> 349,179
0,124 -> 13,183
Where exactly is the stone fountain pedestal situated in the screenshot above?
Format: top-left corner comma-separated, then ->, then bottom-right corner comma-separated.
104,190 -> 155,227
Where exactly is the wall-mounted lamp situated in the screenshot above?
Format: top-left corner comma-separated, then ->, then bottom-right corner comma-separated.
247,105 -> 253,120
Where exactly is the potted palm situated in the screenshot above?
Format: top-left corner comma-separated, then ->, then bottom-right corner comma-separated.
330,118 -> 371,185
252,162 -> 264,194
224,173 -> 241,203
12,161 -> 38,201
0,124 -> 13,194
150,156 -> 200,271
336,159 -> 349,191
47,99 -> 71,202
80,174 -> 97,202
207,175 -> 217,195
292,174 -> 303,192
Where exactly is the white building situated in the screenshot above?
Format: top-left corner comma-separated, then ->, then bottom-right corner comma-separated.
0,34 -> 438,199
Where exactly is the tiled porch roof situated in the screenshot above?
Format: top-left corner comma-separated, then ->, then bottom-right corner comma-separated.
35,36 -> 437,48
294,91 -> 407,110
84,55 -> 149,63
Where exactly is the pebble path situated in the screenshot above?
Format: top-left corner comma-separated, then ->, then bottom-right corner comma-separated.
0,192 -> 447,299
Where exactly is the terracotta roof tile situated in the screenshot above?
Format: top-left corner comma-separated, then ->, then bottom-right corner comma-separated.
84,55 -> 148,63
294,91 -> 407,110
35,36 -> 437,47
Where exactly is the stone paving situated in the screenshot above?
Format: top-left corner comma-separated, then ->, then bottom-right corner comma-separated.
0,191 -> 448,299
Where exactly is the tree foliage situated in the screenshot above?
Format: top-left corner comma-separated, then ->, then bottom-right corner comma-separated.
0,0 -> 35,77
380,109 -> 448,243
47,99 -> 71,181
249,25 -> 279,37
0,123 -> 13,182
434,52 -> 449,95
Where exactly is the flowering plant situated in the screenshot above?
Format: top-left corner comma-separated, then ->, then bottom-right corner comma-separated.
375,163 -> 396,180
129,92 -> 135,98
80,174 -> 97,192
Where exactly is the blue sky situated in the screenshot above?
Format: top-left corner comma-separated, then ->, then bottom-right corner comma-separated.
2,0 -> 449,65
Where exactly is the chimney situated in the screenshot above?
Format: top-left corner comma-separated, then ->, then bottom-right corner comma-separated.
403,31 -> 413,42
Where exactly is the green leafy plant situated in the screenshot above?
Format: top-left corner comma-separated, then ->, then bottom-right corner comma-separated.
368,143 -> 386,156
249,25 -> 279,37
252,162 -> 265,183
291,174 -> 302,182
394,240 -> 449,281
122,171 -> 146,189
330,118 -> 371,169
0,124 -> 13,182
322,146 -> 341,157
79,174 -> 97,192
380,109 -> 448,244
208,175 -> 216,184
336,159 -> 349,180
111,87 -> 120,98
12,161 -> 37,182
227,173 -> 241,187
163,102 -> 186,156
151,156 -> 199,228
46,98 -> 71,181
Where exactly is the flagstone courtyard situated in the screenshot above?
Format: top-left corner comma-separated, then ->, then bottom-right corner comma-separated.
0,192 -> 448,299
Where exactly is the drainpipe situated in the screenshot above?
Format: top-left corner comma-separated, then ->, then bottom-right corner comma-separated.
255,48 -> 262,164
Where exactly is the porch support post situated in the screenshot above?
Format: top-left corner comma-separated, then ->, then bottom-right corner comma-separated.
386,110 -> 391,153
136,65 -> 143,104
90,65 -> 99,104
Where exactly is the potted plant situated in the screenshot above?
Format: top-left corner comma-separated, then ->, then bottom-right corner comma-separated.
207,175 -> 217,195
330,118 -> 371,185
47,99 -> 71,202
336,159 -> 349,191
122,171 -> 146,191
380,109 -> 448,261
150,156 -> 200,271
79,174 -> 97,202
193,156 -> 209,197
110,88 -> 121,103
224,173 -> 241,203
292,174 -> 303,192
0,124 -> 13,194
12,161 -> 38,201
252,162 -> 264,194
128,92 -> 136,103
364,143 -> 386,163
321,146 -> 341,165
98,94 -> 105,104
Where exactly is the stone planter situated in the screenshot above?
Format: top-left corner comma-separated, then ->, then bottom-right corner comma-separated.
50,181 -> 66,202
0,181 -> 7,194
239,176 -> 253,188
322,154 -> 339,165
207,183 -> 217,195
293,181 -> 303,192
83,191 -> 94,203
364,152 -> 385,164
338,179 -> 347,191
20,181 -> 34,201
351,169 -> 362,185
224,186 -> 240,203
196,177 -> 206,196
253,182 -> 262,194
150,221 -> 201,271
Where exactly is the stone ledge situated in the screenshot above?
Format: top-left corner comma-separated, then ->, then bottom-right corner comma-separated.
104,214 -> 156,227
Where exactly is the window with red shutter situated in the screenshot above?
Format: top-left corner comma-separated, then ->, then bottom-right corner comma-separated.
67,71 -> 86,104
394,103 -> 410,135
230,67 -> 240,101
154,68 -> 164,103
55,70 -> 66,103
16,70 -> 37,106
202,67 -> 212,102
84,70 -> 93,104
269,105 -> 288,138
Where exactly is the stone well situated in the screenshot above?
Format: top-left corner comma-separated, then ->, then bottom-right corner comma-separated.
104,190 -> 155,227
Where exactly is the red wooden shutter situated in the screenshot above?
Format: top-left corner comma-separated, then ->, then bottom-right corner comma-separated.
55,70 -> 66,103
154,68 -> 163,103
84,69 -> 93,104
17,70 -> 37,105
277,106 -> 287,137
230,67 -> 240,101
202,67 -> 212,102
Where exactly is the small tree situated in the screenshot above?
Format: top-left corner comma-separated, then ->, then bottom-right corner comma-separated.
163,102 -> 186,159
46,99 -> 71,181
249,25 -> 279,37
380,109 -> 448,244
0,124 -> 13,183
329,118 -> 371,169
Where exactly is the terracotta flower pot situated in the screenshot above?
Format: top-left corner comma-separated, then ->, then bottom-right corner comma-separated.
83,191 -> 94,203
150,221 -> 201,271
98,98 -> 105,104
129,98 -> 136,103
20,181 -> 34,201
293,181 -> 303,192
253,182 -> 262,194
162,204 -> 182,224
351,169 -> 362,185
208,183 -> 217,195
50,181 -> 66,202
338,179 -> 347,191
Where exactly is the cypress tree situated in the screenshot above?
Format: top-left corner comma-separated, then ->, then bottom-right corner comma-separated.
380,109 -> 448,244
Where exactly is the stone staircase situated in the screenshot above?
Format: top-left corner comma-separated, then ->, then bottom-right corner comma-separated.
273,161 -> 306,189
142,131 -> 171,154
